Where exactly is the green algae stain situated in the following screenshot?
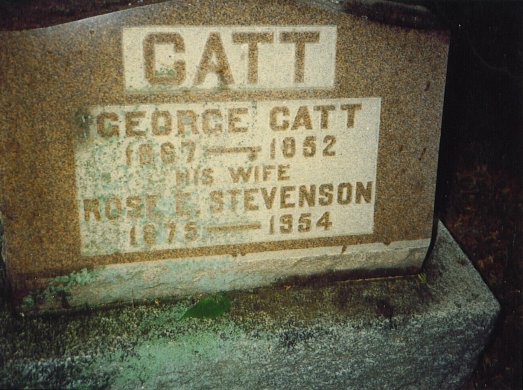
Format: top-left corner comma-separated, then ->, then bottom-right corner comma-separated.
181,294 -> 232,320
20,267 -> 105,312
47,267 -> 103,294
74,108 -> 92,142
100,323 -> 246,389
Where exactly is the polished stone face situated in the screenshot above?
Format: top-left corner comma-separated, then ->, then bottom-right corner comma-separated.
76,98 -> 380,256
0,0 -> 448,310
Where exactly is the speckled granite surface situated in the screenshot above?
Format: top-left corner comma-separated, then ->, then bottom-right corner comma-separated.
0,0 -> 448,307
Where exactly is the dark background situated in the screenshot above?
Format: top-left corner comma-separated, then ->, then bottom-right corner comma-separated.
0,1 -> 521,388
431,2 -> 522,388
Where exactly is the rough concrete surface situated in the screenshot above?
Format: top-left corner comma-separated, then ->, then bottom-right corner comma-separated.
0,222 -> 499,389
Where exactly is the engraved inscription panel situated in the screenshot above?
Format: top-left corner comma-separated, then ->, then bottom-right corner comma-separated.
123,26 -> 337,92
75,98 -> 381,256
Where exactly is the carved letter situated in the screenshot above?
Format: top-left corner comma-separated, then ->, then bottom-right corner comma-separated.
194,33 -> 234,86
280,31 -> 320,83
144,33 -> 185,85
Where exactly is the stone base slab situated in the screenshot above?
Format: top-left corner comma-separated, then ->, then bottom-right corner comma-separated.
0,221 -> 499,389
21,237 -> 430,313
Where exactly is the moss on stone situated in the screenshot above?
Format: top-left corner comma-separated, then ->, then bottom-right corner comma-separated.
20,267 -> 106,312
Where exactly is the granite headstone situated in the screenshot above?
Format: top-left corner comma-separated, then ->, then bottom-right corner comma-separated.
0,0 -> 449,310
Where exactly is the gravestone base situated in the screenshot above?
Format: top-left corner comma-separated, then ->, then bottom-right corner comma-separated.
0,222 -> 499,389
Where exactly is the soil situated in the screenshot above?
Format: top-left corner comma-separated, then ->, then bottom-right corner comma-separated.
0,0 -> 521,388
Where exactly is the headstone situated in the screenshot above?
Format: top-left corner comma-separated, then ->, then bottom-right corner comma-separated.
0,0 -> 449,311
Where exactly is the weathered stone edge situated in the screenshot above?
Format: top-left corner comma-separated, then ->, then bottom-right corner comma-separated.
18,238 -> 429,313
306,0 -> 444,29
